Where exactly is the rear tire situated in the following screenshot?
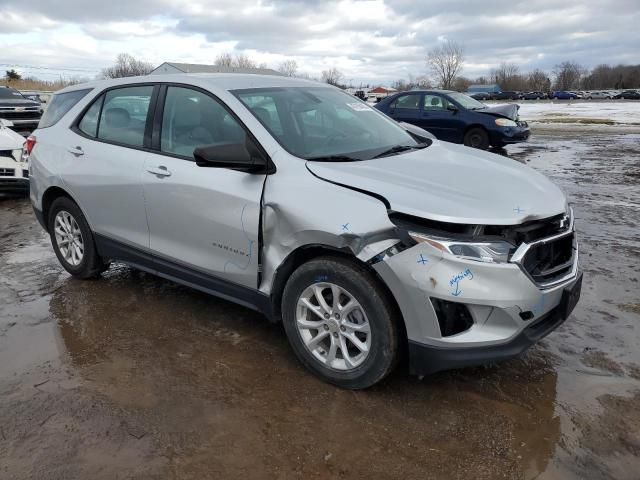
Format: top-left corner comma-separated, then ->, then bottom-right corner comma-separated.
48,197 -> 109,279
463,127 -> 490,150
281,256 -> 400,389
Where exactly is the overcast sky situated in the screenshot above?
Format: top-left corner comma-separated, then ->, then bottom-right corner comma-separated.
1,0 -> 638,85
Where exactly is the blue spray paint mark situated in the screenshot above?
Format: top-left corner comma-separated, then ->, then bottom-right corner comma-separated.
532,295 -> 545,316
341,222 -> 350,231
449,268 -> 474,296
224,204 -> 254,273
315,275 -> 329,283
514,206 -> 525,214
417,254 -> 429,265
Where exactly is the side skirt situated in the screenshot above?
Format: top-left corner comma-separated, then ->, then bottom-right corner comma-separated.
94,233 -> 275,320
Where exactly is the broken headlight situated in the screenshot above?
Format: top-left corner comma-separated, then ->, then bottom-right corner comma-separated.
407,231 -> 515,264
495,118 -> 517,127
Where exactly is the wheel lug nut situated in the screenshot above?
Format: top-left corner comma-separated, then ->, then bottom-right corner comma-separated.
333,332 -> 338,338
323,324 -> 329,330
324,313 -> 330,319
340,326 -> 346,332
334,313 -> 340,319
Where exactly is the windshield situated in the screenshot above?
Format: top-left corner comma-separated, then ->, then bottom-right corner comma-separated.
0,88 -> 26,100
447,92 -> 486,110
233,87 -> 421,160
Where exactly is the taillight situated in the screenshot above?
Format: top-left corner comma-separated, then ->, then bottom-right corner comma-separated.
22,135 -> 36,162
24,135 -> 37,155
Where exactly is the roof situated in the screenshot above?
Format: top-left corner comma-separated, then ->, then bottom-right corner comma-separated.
151,62 -> 281,76
56,73 -> 328,95
370,86 -> 397,93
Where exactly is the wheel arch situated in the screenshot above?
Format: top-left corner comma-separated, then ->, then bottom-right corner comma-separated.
41,186 -> 77,232
269,244 -> 409,355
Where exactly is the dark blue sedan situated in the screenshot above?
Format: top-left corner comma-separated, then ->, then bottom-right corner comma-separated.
374,90 -> 530,149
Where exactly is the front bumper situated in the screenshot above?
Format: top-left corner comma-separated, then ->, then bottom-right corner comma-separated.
0,164 -> 29,192
492,125 -> 530,145
408,272 -> 582,375
373,220 -> 580,375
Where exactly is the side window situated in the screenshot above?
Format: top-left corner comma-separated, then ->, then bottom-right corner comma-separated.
39,89 -> 92,129
424,95 -> 447,110
78,94 -> 104,137
97,86 -> 153,147
391,94 -> 422,110
160,86 -> 246,159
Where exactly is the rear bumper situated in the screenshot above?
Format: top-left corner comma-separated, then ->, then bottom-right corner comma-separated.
408,272 -> 582,375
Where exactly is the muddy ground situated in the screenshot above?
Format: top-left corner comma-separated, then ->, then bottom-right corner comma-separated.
1,131 -> 639,479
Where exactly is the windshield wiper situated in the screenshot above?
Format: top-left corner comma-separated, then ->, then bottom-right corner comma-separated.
373,144 -> 428,159
307,154 -> 361,162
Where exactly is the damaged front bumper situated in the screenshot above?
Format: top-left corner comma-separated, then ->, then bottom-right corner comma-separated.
372,229 -> 581,375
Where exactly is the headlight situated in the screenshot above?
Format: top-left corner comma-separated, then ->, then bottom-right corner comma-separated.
407,231 -> 514,263
495,118 -> 517,127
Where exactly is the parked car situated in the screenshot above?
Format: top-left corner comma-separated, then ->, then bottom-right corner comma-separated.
374,90 -> 530,149
28,75 -> 581,389
490,91 -> 522,100
521,91 -> 547,100
551,91 -> 578,100
0,119 -> 29,193
0,86 -> 43,135
613,90 -> 640,99
467,91 -> 491,101
588,91 -> 613,99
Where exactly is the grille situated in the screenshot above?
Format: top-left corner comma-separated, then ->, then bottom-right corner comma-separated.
0,111 -> 41,120
0,168 -> 16,177
521,233 -> 575,284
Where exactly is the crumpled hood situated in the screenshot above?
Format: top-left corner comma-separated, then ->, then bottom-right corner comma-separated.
0,125 -> 24,150
306,141 -> 566,225
477,104 -> 519,121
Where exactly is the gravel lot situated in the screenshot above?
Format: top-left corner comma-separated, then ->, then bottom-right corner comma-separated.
1,129 -> 639,479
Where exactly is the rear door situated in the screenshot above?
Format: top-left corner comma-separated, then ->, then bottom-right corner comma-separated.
142,85 -> 266,289
65,84 -> 156,249
386,93 -> 424,127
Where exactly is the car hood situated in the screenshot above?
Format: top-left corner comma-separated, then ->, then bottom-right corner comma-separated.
0,99 -> 41,108
476,104 -> 519,121
0,126 -> 24,150
306,141 -> 566,225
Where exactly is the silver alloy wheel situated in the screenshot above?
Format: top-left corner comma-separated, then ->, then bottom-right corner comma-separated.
53,210 -> 84,267
296,282 -> 372,371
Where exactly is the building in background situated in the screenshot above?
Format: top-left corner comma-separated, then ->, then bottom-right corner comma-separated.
150,62 -> 281,76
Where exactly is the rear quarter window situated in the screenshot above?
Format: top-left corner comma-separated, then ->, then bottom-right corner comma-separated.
39,89 -> 92,129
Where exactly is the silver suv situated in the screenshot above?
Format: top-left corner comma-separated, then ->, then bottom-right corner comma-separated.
28,74 -> 582,389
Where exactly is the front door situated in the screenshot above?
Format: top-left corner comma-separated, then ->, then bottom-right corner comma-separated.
142,85 -> 265,289
420,94 -> 463,142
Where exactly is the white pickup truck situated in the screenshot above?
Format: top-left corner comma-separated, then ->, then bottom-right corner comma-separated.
0,118 -> 29,193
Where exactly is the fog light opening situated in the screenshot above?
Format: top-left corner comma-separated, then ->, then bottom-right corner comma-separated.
430,298 -> 474,337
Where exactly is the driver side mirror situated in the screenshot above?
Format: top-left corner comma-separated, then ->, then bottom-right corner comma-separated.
194,138 -> 273,174
446,103 -> 458,112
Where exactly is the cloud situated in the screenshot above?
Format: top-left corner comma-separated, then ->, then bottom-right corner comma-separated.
0,0 -> 638,84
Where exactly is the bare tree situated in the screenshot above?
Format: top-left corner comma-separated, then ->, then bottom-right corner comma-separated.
490,62 -> 527,90
553,61 -> 585,90
214,53 -> 263,69
426,40 -> 465,89
527,69 -> 551,91
452,76 -> 471,92
321,67 -> 344,87
101,53 -> 153,78
278,59 -> 298,77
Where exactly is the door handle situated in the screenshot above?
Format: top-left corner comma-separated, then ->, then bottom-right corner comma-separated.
68,146 -> 84,157
146,165 -> 172,177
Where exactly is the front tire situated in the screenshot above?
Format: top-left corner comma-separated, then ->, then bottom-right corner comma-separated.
281,257 -> 400,389
463,127 -> 490,150
48,197 -> 109,279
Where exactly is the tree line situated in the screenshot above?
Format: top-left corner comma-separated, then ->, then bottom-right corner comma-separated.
6,49 -> 640,93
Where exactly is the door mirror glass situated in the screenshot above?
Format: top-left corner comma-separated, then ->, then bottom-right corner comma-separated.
446,103 -> 458,111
